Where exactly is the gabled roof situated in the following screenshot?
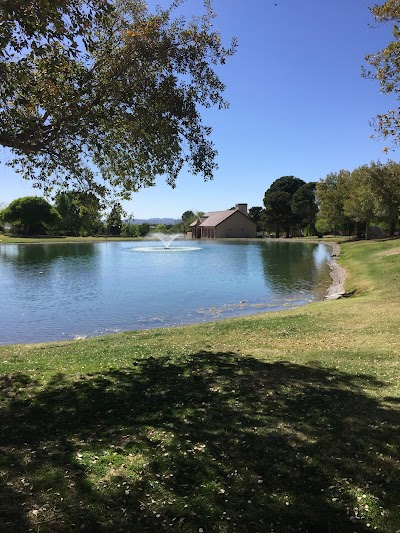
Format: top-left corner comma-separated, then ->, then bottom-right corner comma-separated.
199,210 -> 234,228
199,208 -> 255,228
189,216 -> 207,227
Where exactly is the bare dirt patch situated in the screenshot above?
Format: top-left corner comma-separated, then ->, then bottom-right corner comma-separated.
379,247 -> 400,257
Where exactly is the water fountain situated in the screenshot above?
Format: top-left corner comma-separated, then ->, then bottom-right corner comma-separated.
153,232 -> 184,249
132,233 -> 201,252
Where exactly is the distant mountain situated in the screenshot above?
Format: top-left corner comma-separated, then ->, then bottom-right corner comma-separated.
127,218 -> 181,226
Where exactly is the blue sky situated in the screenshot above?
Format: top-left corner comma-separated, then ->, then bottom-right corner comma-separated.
0,0 -> 398,219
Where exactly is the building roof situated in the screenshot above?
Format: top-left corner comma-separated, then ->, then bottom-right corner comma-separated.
189,216 -> 207,227
199,208 -> 255,228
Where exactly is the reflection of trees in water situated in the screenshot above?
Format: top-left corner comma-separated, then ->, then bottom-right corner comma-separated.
0,243 -> 97,266
0,244 -> 101,311
261,242 -> 329,294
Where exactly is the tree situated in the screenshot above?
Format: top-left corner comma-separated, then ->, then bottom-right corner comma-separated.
291,182 -> 318,235
268,176 -> 306,197
78,194 -> 103,236
248,206 -> 263,223
317,161 -> 400,237
263,190 -> 293,238
54,190 -> 103,236
138,222 -> 150,237
343,166 -> 375,239
155,223 -> 168,234
182,211 -> 195,223
181,210 -> 196,232
1,196 -> 60,234
363,2 -> 400,148
0,0 -> 236,200
54,191 -> 83,236
106,203 -> 126,236
316,170 -> 351,236
121,223 -> 139,237
263,176 -> 305,237
367,160 -> 400,235
0,202 -> 6,231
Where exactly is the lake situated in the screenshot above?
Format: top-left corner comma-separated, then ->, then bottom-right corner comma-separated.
0,240 -> 332,345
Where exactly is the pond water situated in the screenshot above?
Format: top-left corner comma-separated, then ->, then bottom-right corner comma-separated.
0,240 -> 332,345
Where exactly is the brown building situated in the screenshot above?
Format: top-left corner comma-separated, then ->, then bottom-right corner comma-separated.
189,204 -> 257,239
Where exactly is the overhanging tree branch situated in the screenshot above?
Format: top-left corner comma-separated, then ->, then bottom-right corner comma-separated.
0,0 -> 236,199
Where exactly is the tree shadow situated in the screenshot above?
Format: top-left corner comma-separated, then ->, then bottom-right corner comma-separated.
0,352 -> 399,532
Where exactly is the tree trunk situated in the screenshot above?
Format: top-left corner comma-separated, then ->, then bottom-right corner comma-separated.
275,225 -> 280,238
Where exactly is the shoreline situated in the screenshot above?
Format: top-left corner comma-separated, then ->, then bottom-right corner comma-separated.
325,242 -> 346,299
260,237 -> 347,300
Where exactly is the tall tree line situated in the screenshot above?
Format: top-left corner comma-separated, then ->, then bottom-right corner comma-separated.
260,161 -> 399,239
316,161 -> 400,238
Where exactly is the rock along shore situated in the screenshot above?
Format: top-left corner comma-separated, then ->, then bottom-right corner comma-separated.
325,242 -> 347,300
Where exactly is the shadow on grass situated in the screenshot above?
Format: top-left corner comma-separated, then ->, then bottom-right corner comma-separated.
0,352 -> 399,532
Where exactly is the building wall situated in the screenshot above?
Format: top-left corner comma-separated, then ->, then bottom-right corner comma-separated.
214,213 -> 257,238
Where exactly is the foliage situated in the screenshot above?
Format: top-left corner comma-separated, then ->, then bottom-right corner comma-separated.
363,1 -> 400,149
263,176 -> 305,237
54,191 -> 84,236
367,160 -> 400,234
0,201 -> 6,229
155,223 -> 168,234
262,190 -> 292,237
106,202 -> 126,236
0,0 -> 236,200
1,195 -> 60,234
121,223 -> 137,237
268,175 -> 306,196
54,190 -> 103,236
181,210 -> 195,223
72,193 -> 102,237
317,161 -> 400,237
291,182 -> 318,233
248,206 -> 263,223
316,170 -> 352,236
138,222 -> 150,237
180,210 -> 196,232
343,166 -> 375,239
315,215 -> 333,236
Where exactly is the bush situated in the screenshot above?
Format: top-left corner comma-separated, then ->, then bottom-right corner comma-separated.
121,223 -> 138,237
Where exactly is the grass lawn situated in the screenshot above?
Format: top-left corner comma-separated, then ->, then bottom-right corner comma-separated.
0,238 -> 399,532
0,234 -> 141,244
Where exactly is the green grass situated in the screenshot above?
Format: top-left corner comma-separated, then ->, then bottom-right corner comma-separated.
0,234 -> 141,244
0,238 -> 399,532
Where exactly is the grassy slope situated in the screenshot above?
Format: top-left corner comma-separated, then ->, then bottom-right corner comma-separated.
0,239 -> 399,532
